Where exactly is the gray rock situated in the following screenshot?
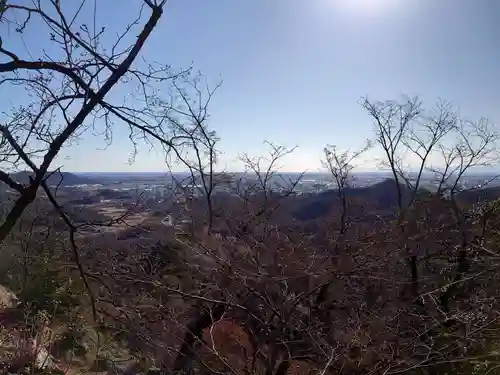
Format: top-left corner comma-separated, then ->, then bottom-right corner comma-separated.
0,284 -> 18,309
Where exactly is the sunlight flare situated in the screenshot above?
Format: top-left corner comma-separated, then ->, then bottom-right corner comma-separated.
329,0 -> 400,17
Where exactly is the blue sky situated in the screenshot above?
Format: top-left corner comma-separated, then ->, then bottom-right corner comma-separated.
2,0 -> 500,172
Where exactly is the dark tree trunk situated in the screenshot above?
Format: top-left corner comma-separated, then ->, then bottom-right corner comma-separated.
439,249 -> 469,312
274,360 -> 290,375
169,304 -> 226,375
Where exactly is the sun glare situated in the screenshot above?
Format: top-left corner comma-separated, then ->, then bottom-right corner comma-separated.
330,0 -> 399,17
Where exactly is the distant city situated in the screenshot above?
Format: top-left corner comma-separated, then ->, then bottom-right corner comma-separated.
72,171 -> 500,198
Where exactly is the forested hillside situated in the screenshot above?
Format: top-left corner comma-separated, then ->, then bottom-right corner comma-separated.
1,1 -> 500,374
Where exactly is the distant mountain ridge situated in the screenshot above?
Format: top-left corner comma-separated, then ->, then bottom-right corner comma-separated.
293,179 -> 404,221
9,171 -> 98,186
292,178 -> 500,221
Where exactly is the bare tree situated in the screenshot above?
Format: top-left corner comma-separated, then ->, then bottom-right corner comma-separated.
362,96 -> 459,300
163,72 -> 226,234
236,142 -> 301,226
322,140 -> 372,237
429,117 -> 500,313
0,5 -> 204,369
146,142 -> 305,375
361,95 -> 500,373
361,96 -> 461,212
0,0 -> 184,245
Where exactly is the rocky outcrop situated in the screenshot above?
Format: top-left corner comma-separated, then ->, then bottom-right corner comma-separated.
0,284 -> 18,309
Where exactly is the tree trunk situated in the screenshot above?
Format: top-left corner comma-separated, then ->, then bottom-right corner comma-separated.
169,304 -> 225,375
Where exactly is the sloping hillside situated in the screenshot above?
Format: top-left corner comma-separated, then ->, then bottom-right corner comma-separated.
292,179 -> 500,222
293,179 -> 408,221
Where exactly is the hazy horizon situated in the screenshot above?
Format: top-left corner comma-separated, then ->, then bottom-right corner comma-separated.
74,169 -> 500,176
